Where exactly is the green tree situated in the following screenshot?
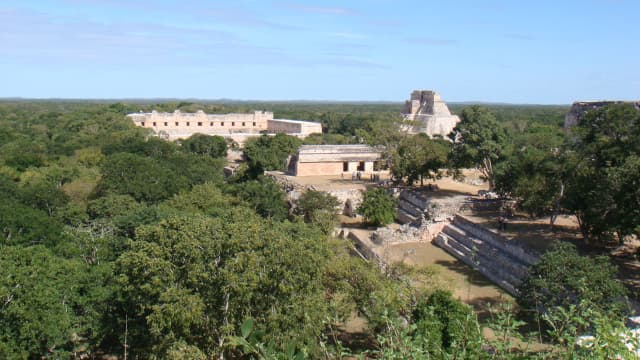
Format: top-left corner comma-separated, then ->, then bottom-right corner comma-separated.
494,124 -> 565,222
180,133 -> 227,158
243,134 -> 301,175
518,242 -> 628,332
115,213 -> 329,358
0,200 -> 65,247
229,176 -> 289,221
87,194 -> 142,219
294,190 -> 340,234
356,115 -> 406,171
449,106 -> 508,190
19,179 -> 70,217
96,153 -> 189,203
1,139 -> 48,171
358,188 -> 397,226
411,290 -> 482,356
0,246 -> 112,358
391,134 -> 450,186
563,103 -> 640,243
163,152 -> 224,186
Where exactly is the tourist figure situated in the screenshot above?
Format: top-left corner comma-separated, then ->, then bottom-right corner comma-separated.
497,215 -> 507,231
352,172 -> 356,181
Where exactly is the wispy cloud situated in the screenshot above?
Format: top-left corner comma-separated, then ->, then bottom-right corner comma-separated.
405,37 -> 457,46
326,32 -> 367,40
201,7 -> 302,31
282,2 -> 356,16
0,7 -> 385,71
0,8 -> 278,66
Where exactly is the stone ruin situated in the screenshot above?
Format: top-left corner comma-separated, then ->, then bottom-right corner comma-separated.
396,188 -> 468,226
402,90 -> 461,138
371,223 -> 427,245
565,100 -> 640,129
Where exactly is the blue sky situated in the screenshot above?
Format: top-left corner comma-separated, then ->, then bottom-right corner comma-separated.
1,0 -> 638,103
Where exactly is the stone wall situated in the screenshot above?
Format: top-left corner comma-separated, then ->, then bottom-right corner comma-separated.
295,162 -> 345,176
128,110 -> 322,144
292,145 -> 384,176
267,119 -> 322,136
565,100 -> 640,129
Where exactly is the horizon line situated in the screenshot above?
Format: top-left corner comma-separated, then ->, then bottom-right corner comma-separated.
0,97 -> 573,106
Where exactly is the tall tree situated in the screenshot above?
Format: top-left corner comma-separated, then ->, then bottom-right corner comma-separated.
115,213 -> 329,358
96,153 -> 189,203
358,188 -> 397,226
180,133 -> 227,158
518,242 -> 628,335
243,134 -> 302,175
562,103 -> 640,243
294,190 -> 341,234
494,123 -> 565,223
0,246 -> 112,358
391,134 -> 450,186
448,106 -> 508,190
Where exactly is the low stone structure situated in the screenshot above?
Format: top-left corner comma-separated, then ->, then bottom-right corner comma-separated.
290,144 -> 385,177
402,90 -> 460,138
264,171 -> 367,216
396,188 -> 469,226
565,100 -> 640,128
127,110 -> 322,145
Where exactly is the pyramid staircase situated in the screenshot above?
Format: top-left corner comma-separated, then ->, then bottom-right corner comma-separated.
396,189 -> 429,225
434,215 -> 540,296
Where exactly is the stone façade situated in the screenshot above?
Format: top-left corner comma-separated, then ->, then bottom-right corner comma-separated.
291,144 -> 385,176
127,109 -> 322,145
402,90 -> 460,138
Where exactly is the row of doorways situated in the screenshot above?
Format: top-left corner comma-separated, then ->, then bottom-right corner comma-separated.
343,161 -> 366,172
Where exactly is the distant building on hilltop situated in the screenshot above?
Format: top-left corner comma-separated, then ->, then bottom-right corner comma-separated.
127,109 -> 322,145
564,100 -> 640,129
402,90 -> 460,138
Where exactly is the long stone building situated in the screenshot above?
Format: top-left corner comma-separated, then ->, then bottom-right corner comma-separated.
402,90 -> 460,138
291,144 -> 385,176
127,110 -> 322,145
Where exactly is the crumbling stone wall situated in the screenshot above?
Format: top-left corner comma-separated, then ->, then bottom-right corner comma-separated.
565,101 -> 640,128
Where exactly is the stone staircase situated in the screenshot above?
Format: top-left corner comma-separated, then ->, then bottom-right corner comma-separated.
396,189 -> 429,225
396,189 -> 470,226
434,215 -> 540,296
